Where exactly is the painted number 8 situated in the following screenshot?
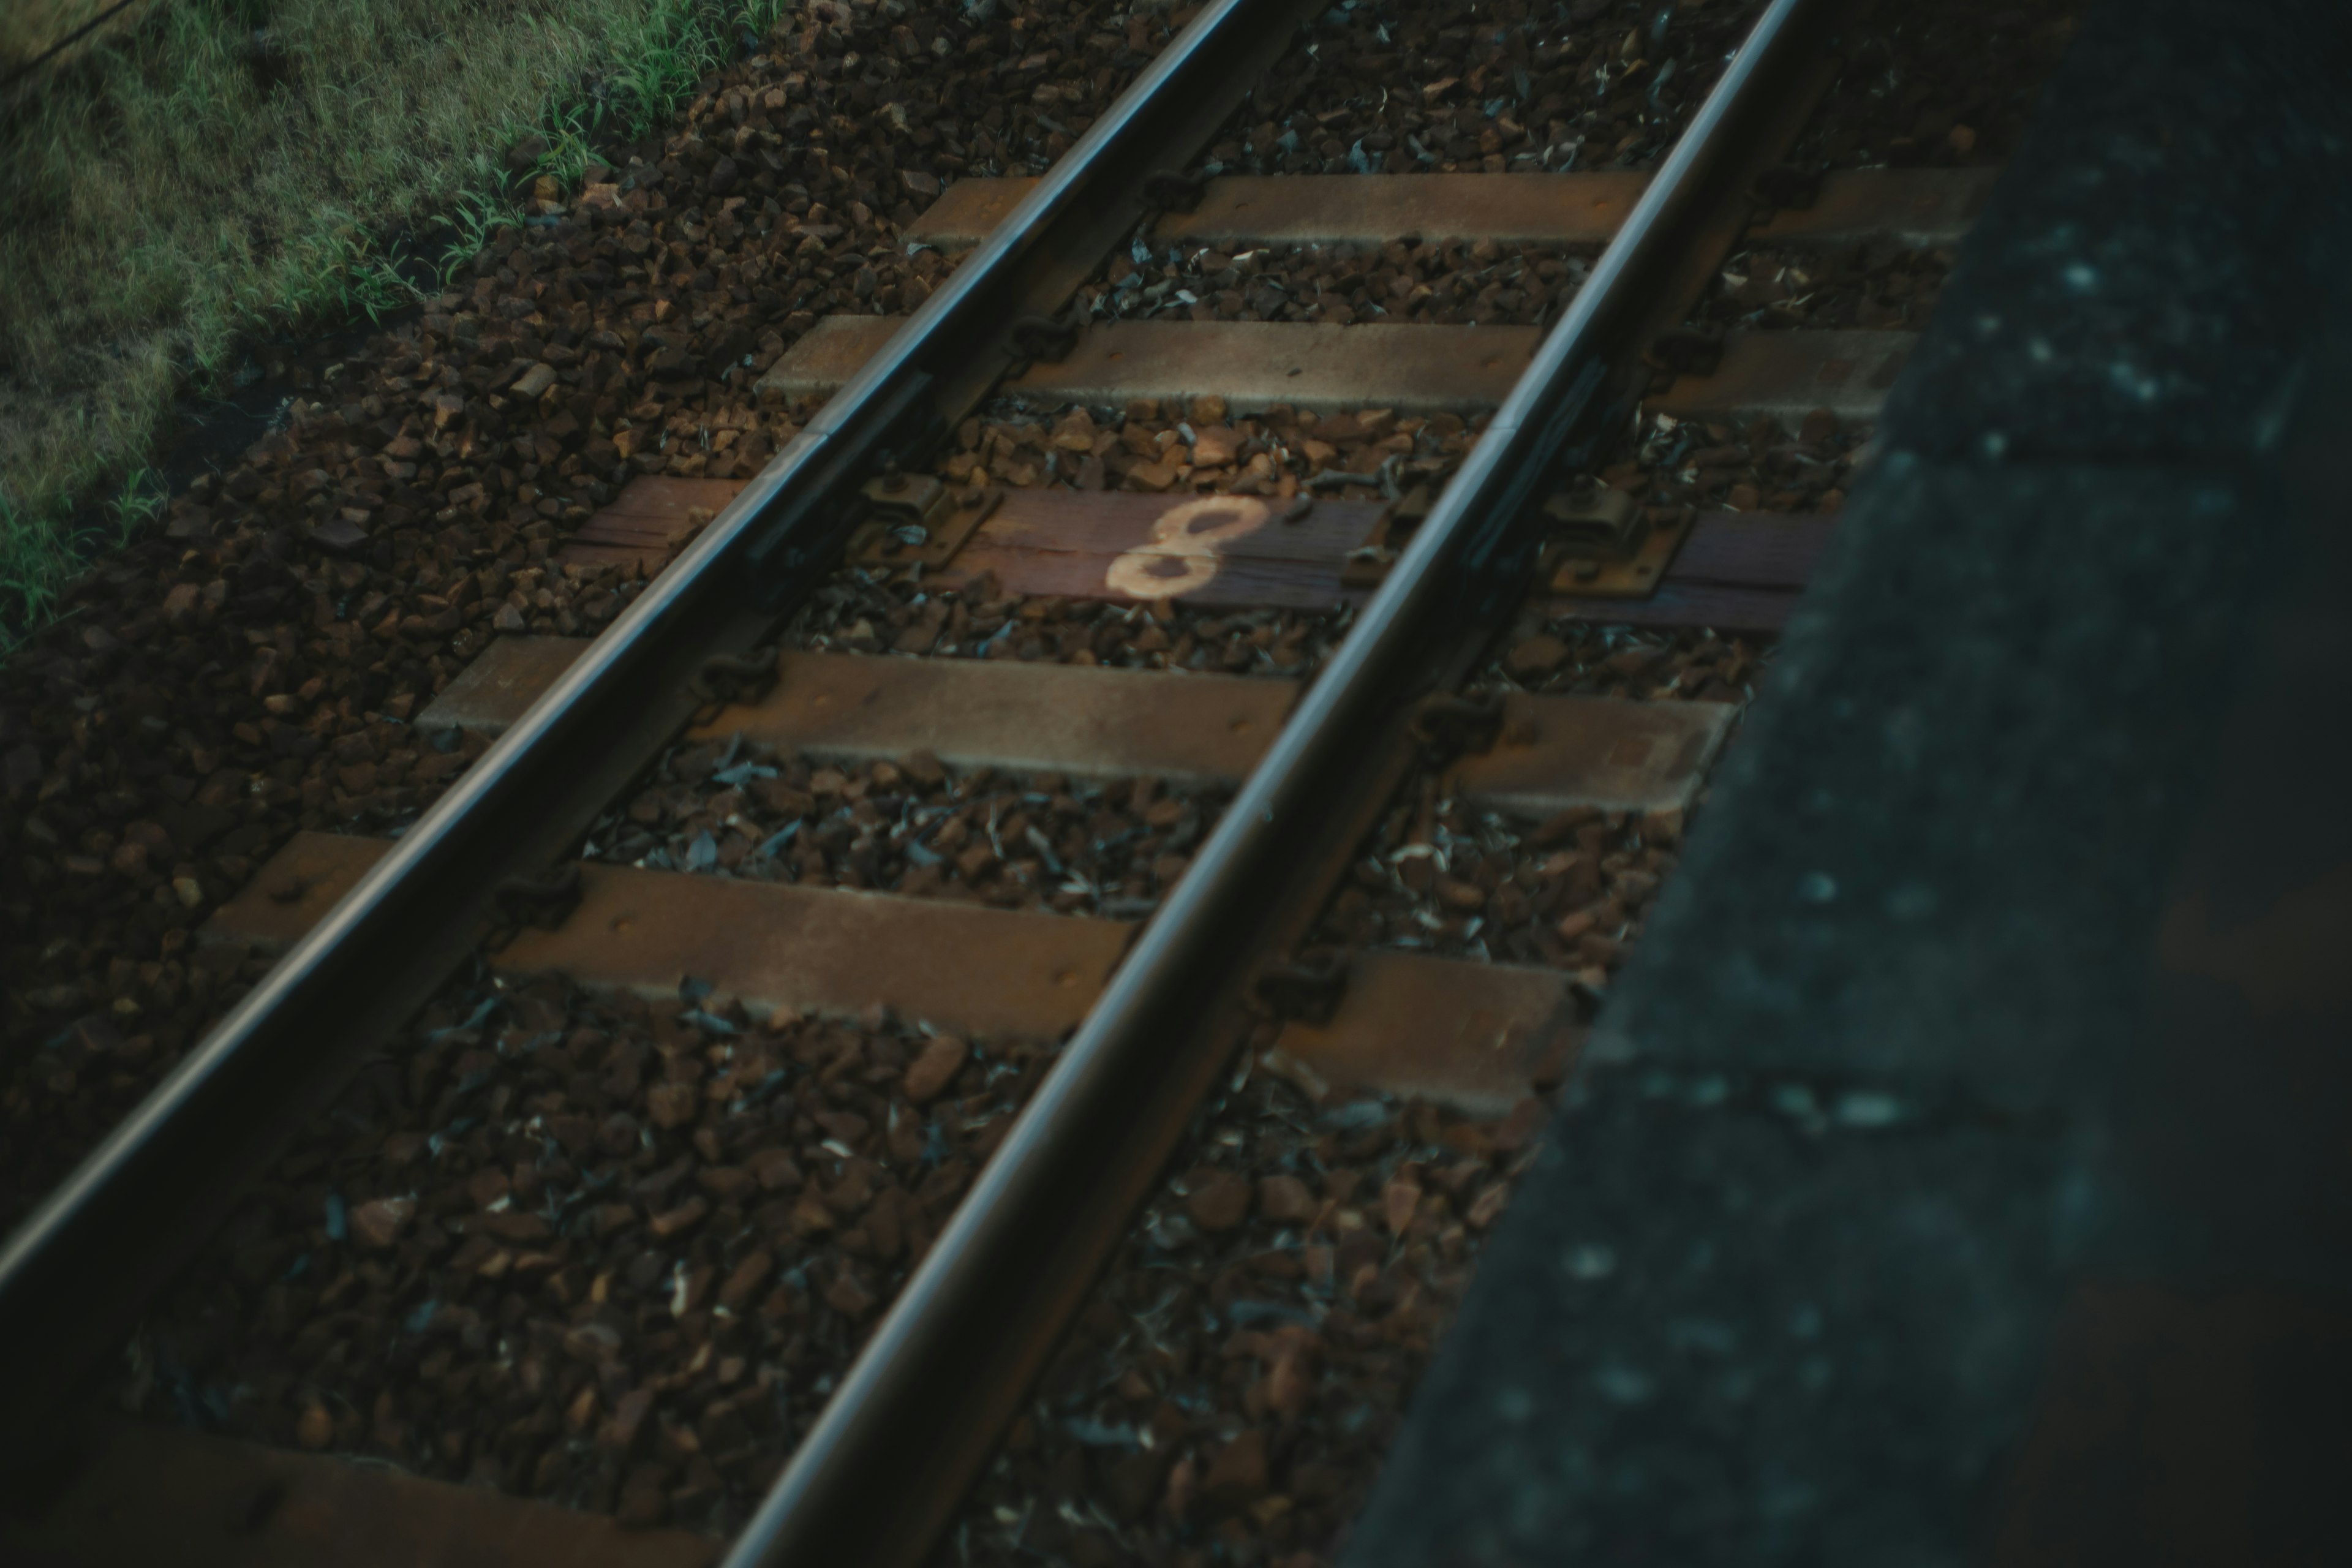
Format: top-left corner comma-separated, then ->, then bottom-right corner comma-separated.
1104,496 -> 1270,600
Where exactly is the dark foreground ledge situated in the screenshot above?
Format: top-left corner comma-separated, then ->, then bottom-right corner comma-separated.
1349,1 -> 2352,1562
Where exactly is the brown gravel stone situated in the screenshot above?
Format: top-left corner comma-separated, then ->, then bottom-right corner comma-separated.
1185,1169 -> 1253,1232
1257,1174 -> 1317,1223
295,1404 -> 334,1450
1501,632 -> 1569,679
1203,1428 -> 1270,1507
349,1197 -> 415,1250
903,1035 -> 970,1102
1382,1175 -> 1423,1235
648,1194 -> 709,1238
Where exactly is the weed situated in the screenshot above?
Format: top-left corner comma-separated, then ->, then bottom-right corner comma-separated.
0,489 -> 64,657
437,185 -> 522,287
106,466 -> 166,548
1,0 -> 796,653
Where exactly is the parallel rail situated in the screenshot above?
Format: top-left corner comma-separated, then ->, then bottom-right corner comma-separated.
733,2 -> 1846,1562
1,0 -> 1854,1561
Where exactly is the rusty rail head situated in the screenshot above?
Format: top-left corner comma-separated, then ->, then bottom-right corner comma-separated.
0,0 -> 1334,1464
720,1 -> 1853,1564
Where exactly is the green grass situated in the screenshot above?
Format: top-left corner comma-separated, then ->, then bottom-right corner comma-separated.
0,1 -> 145,83
0,0 -> 797,652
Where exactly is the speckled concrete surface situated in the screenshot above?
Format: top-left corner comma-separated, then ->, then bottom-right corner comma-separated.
1346,1 -> 2352,1562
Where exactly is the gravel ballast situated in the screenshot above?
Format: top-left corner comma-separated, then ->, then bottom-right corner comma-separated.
1694,244 -> 1952,336
1083,240 -> 1597,330
585,737 -> 1230,923
1613,405 -> 1869,515
788,570 -> 1355,676
934,396 -> 1488,500
126,971 -> 1059,1535
941,1065 -> 1548,1568
1314,793 -> 1687,975
1188,0 -> 1768,178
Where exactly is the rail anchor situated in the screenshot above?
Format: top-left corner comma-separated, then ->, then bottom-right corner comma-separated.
1248,946 -> 1351,1025
1534,478 -> 1694,597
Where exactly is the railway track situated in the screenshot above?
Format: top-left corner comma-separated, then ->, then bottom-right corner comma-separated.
0,0 -> 2072,1562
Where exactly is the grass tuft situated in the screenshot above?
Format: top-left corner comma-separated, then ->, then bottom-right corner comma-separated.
0,0 -> 797,654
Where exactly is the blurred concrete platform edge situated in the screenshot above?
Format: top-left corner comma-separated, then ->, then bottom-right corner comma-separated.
1347,0 -> 2352,1562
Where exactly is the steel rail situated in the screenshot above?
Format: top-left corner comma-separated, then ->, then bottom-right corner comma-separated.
721,1 -> 1852,1562
0,0 -> 1327,1460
